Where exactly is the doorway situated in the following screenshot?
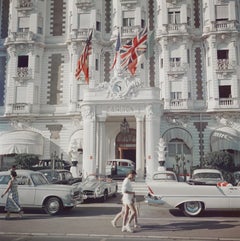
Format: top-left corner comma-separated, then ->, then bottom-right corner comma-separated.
115,128 -> 136,163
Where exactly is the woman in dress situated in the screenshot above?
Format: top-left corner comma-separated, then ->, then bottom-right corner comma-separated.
1,170 -> 23,219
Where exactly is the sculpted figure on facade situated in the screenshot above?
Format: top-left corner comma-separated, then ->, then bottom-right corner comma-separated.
81,106 -> 95,120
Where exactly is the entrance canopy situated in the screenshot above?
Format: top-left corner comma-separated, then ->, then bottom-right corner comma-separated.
0,130 -> 43,155
163,127 -> 193,149
211,127 -> 240,151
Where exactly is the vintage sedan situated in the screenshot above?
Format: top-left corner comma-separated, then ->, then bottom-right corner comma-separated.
0,170 -> 84,215
39,169 -> 82,185
146,179 -> 240,217
80,174 -> 118,202
188,168 -> 224,185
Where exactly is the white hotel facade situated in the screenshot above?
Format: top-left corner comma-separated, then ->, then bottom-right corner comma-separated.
0,0 -> 240,179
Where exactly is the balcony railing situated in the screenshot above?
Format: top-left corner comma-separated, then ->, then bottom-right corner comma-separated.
70,29 -> 90,41
17,0 -> 33,9
168,61 -> 187,75
217,59 -> 236,71
219,98 -> 233,106
121,26 -> 140,38
6,31 -> 38,43
204,20 -> 239,33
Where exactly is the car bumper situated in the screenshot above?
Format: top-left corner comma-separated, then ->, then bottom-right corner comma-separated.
144,193 -> 165,205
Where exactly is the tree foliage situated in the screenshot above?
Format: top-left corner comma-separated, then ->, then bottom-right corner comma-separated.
14,153 -> 40,169
203,151 -> 235,183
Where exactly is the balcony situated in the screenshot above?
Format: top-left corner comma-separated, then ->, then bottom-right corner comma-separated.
166,99 -> 193,110
75,0 -> 93,10
121,26 -> 140,39
70,29 -> 90,41
5,31 -> 38,44
157,23 -> 190,37
13,67 -> 32,83
5,103 -> 31,115
167,61 -> 187,77
216,59 -> 236,77
16,0 -> 33,11
203,20 -> 239,34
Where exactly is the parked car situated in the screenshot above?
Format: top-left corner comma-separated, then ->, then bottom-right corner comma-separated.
145,178 -> 239,217
188,168 -> 224,185
150,170 -> 178,182
39,169 -> 82,185
106,159 -> 135,178
0,170 -> 84,215
80,174 -> 118,202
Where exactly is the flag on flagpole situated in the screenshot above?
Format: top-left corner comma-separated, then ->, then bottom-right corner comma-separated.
110,31 -> 121,71
75,30 -> 93,84
120,27 -> 148,75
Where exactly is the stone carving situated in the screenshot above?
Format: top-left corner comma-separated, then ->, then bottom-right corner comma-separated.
81,106 -> 95,120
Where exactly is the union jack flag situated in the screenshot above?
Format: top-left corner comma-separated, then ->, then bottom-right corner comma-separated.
110,31 -> 121,71
120,27 -> 148,75
75,30 -> 93,84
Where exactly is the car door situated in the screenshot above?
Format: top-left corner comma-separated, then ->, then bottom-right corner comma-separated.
17,175 -> 36,207
222,186 -> 240,208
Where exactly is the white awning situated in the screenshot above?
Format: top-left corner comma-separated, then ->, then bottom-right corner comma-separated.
0,131 -> 43,155
211,127 -> 240,151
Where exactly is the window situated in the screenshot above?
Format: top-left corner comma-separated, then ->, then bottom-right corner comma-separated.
168,139 -> 191,157
78,13 -> 90,29
96,21 -> 101,31
95,59 -> 99,71
168,10 -> 180,24
170,57 -> 181,67
215,5 -> 228,21
141,19 -> 145,28
217,50 -> 229,69
18,17 -> 29,32
219,85 -> 231,98
18,55 -> 28,67
123,11 -> 134,27
123,18 -> 134,27
170,92 -> 182,100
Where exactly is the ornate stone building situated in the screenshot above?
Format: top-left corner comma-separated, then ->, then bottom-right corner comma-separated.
0,0 -> 240,179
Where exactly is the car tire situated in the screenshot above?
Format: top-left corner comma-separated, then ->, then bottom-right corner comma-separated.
44,197 -> 62,215
182,201 -> 203,217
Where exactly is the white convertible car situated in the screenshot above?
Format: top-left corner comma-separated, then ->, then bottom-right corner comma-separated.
146,175 -> 240,217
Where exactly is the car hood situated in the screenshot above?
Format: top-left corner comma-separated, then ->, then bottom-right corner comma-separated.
80,181 -> 99,190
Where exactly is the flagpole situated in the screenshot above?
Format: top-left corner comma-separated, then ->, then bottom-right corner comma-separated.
115,26 -> 121,77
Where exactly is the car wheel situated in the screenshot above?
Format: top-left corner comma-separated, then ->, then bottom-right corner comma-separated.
44,197 -> 62,215
182,201 -> 203,217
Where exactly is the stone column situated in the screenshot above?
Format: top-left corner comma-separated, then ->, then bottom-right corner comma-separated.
82,105 -> 96,179
98,115 -> 107,175
135,114 -> 144,180
145,104 -> 161,179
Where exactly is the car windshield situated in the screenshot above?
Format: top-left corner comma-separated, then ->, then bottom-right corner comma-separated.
193,173 -> 221,179
153,173 -> 176,181
31,173 -> 49,185
85,175 -> 106,182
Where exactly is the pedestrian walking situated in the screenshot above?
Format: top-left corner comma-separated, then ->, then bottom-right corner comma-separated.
120,170 -> 140,232
111,197 -> 140,229
1,170 -> 23,219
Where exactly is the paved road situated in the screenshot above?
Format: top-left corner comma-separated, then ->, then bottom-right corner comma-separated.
1,194 -> 240,241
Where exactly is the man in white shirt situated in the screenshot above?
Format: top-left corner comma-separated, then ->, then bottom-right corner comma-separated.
121,169 -> 139,232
